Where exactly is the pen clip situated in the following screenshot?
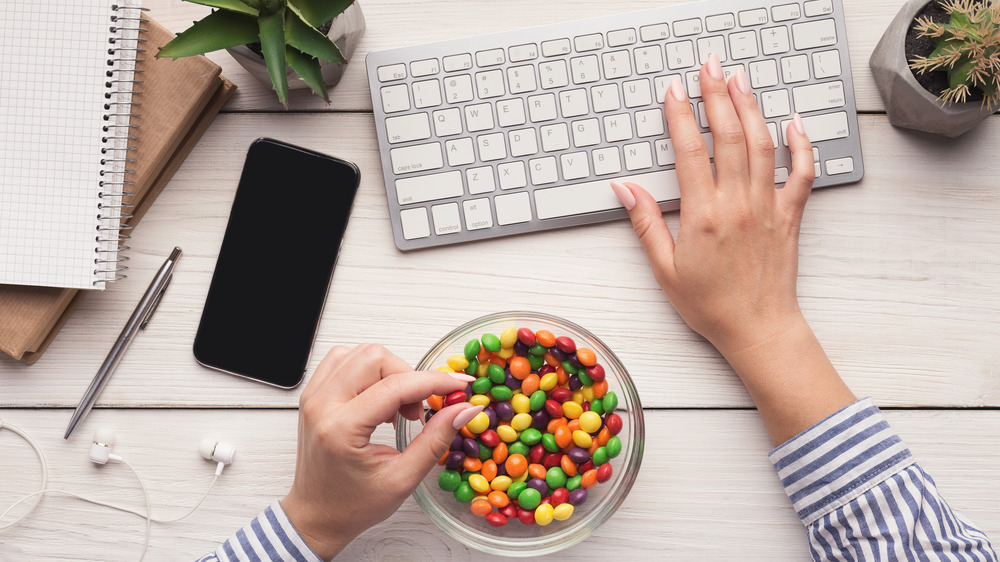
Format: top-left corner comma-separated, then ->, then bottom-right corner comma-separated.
140,274 -> 171,330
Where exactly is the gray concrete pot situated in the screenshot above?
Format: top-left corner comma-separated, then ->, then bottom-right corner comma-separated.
227,2 -> 366,97
870,0 -> 994,138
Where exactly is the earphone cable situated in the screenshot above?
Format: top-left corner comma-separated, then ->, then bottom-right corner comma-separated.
0,419 -> 49,532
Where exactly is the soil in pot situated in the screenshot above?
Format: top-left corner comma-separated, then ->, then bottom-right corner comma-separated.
905,0 -> 985,103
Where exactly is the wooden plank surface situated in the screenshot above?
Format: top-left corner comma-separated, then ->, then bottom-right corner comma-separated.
1,409 -> 997,561
2,113 -> 998,408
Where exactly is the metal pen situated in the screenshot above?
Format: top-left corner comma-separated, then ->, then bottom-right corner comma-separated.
64,247 -> 182,439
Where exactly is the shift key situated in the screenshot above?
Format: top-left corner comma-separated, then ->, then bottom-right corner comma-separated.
780,111 -> 849,146
395,170 -> 464,205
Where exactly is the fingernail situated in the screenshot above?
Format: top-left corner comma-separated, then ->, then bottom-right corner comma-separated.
669,76 -> 687,102
610,181 -> 636,211
451,404 -> 484,430
735,66 -> 751,95
792,113 -> 806,136
706,52 -> 723,80
448,372 -> 476,382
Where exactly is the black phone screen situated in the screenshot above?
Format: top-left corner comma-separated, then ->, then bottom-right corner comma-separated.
193,138 -> 360,388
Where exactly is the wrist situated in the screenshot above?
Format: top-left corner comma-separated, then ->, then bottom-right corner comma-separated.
280,492 -> 354,561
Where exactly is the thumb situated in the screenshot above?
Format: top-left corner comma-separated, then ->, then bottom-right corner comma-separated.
612,181 -> 676,286
394,403 -> 483,490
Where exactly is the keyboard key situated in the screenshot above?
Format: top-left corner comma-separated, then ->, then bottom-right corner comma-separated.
529,156 -> 559,185
705,13 -> 735,32
380,84 -> 410,113
729,31 -> 759,60
432,107 -> 463,136
541,38 -> 572,57
761,89 -> 791,118
498,161 -> 528,189
685,71 -> 703,98
465,103 -> 495,132
608,28 -> 638,47
467,166 -> 496,194
804,0 -> 834,17
761,26 -> 791,55
390,142 -> 443,175
571,55 -> 601,84
665,41 -> 696,70
509,128 -> 539,157
825,156 -> 854,175
780,54 -> 810,83
673,18 -> 703,37
654,138 -> 676,166
591,84 -> 621,112
410,58 -> 440,77
623,79 -> 653,108
604,113 -> 633,142
395,170 -> 462,205
378,63 -> 407,82
412,79 -> 442,108
560,151 -> 590,180
623,141 -> 653,171
443,53 -> 473,72
476,70 -> 505,98
792,19 -> 837,50
534,170 -> 680,220
559,89 -> 590,117
574,33 -> 604,52
508,66 -> 538,94
697,36 -> 727,64
749,59 -> 779,88
509,43 -> 539,62
385,113 -> 431,144
780,111 -> 849,145
593,146 -> 622,175
495,192 -> 533,225
527,93 -> 558,122
633,45 -> 664,75
772,3 -> 801,22
654,75 -> 682,103
497,98 -> 527,126
463,198 -> 494,230
738,8 -> 768,26
774,167 -> 789,184
602,51 -> 632,79
432,202 -> 462,235
812,50 -> 842,78
477,131 -> 507,161
444,75 -> 474,103
445,138 -> 475,166
539,60 -> 570,89
572,118 -> 602,147
635,108 -> 665,137
767,122 -> 779,148
792,80 -> 845,113
476,48 -> 505,67
400,207 -> 430,239
541,123 -> 571,152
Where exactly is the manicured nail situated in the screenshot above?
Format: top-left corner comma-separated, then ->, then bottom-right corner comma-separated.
792,113 -> 806,136
735,66 -> 751,95
669,76 -> 687,102
452,404 -> 484,430
706,52 -> 723,80
448,372 -> 476,382
610,181 -> 636,211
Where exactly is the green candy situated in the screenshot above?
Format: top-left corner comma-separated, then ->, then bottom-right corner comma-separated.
561,360 -> 578,375
507,481 -> 527,500
479,443 -> 493,460
592,446 -> 609,466
438,470 -> 461,492
471,377 -> 492,395
541,433 -> 560,453
577,370 -> 594,386
453,482 -> 476,503
606,436 -> 622,458
529,390 -> 547,411
487,363 -> 506,384
490,385 -> 513,402
481,333 -> 501,352
461,471 -> 472,482
527,353 -> 545,370
508,441 -> 530,457
464,339 -> 481,361
520,428 -> 542,446
566,474 -> 582,491
465,358 -> 479,376
603,391 -> 619,412
517,488 -> 541,510
589,397 -> 605,415
527,343 -> 547,356
545,466 -> 567,490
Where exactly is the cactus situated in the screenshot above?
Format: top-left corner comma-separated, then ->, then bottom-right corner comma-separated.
908,0 -> 1000,109
158,0 -> 354,107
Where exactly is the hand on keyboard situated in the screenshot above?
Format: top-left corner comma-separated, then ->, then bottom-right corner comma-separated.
612,52 -> 814,357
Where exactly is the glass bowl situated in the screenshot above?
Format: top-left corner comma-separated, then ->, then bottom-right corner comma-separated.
396,311 -> 644,557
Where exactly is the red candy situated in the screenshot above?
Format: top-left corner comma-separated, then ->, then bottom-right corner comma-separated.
518,508 -> 536,525
555,336 -> 576,353
605,413 -> 623,435
445,390 -> 468,406
485,513 -> 508,528
550,387 -> 572,403
529,444 -> 546,464
543,453 -> 562,469
500,504 -> 518,520
517,327 -> 537,346
479,429 -> 500,447
544,399 -> 563,418
551,487 -> 569,506
597,462 -> 613,483
586,363 -> 606,381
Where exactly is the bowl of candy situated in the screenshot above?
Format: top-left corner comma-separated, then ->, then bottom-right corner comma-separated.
396,311 -> 644,556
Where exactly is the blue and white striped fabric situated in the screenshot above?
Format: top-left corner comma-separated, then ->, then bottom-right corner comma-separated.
770,398 -> 996,561
197,501 -> 322,562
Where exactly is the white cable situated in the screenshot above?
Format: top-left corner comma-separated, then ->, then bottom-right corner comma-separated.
0,419 -> 48,532
120,459 -> 151,561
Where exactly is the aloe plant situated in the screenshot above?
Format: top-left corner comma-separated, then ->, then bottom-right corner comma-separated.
909,0 -> 1000,109
158,0 -> 354,107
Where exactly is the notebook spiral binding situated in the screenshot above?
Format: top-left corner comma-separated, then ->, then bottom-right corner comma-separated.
95,3 -> 149,285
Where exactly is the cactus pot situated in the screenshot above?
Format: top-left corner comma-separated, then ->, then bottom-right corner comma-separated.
227,1 -> 366,100
870,0 -> 995,138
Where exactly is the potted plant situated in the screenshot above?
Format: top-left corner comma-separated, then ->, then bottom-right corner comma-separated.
870,0 -> 999,138
158,0 -> 365,107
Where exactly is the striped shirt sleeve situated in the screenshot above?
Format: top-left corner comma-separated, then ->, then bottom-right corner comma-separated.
197,500 -> 323,562
769,398 -> 996,561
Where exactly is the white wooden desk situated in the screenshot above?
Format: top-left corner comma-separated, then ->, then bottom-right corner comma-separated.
2,1 -> 998,559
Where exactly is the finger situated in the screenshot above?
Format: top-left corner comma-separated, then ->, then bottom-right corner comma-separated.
299,345 -> 351,405
392,402 -> 483,491
728,66 -> 776,191
699,53 -> 748,186
663,75 -> 714,204
315,343 -> 417,404
347,371 -> 475,439
612,181 -> 676,289
778,113 -> 814,216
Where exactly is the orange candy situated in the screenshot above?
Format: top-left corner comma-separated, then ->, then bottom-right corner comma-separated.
477,347 -> 490,363
535,330 -> 556,347
567,419 -> 581,433
492,442 -> 508,464
460,426 -> 475,439
527,463 -> 547,480
588,440 -> 600,455
437,451 -> 448,466
481,459 -> 498,481
521,374 -> 540,395
463,456 -> 483,472
427,394 -> 444,411
556,367 -> 569,386
597,427 -> 612,446
489,355 -> 506,368
581,469 -> 598,489
560,455 -> 578,477
470,498 -> 493,516
553,425 -> 573,449
547,417 -> 567,434
576,347 -> 597,367
487,490 -> 509,508
543,352 -> 561,367
509,356 -> 530,379
592,379 -> 609,398
504,453 -> 528,478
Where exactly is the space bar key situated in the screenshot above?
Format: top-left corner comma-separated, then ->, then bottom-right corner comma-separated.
534,170 -> 680,220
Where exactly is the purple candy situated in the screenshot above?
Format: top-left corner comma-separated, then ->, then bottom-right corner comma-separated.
450,434 -> 464,451
485,407 -> 498,429
495,401 -> 515,421
569,355 -> 584,370
425,409 -> 435,423
567,447 -> 591,464
531,409 -> 550,430
568,488 -> 588,506
445,451 -> 465,470
527,478 -> 548,495
549,347 -> 568,361
568,374 -> 583,391
513,340 -> 529,356
504,373 -> 520,389
496,462 -> 507,476
463,438 -> 480,457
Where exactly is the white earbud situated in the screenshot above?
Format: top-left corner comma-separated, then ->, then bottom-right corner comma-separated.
199,438 -> 236,475
89,428 -> 123,465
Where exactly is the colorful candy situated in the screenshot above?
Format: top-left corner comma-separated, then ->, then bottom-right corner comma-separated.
426,326 -> 623,528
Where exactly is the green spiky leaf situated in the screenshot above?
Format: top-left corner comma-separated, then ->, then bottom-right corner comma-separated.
950,58 -> 977,89
285,10 -> 344,63
182,0 -> 258,16
258,8 -> 289,107
288,0 -> 353,29
157,10 -> 260,59
286,46 -> 329,102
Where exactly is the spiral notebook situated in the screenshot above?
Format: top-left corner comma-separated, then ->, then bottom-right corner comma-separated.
0,0 -> 143,290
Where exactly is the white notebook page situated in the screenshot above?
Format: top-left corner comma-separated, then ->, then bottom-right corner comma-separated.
0,0 -> 140,289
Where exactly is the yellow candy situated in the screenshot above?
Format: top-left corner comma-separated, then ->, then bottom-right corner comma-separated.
468,474 -> 490,493
539,372 -> 559,391
514,471 -> 529,482
468,394 -> 491,407
572,429 -> 592,448
466,411 -> 490,434
510,413 -> 532,431
496,425 -> 519,443
578,411 -> 602,434
496,347 -> 514,359
477,363 -> 489,377
552,503 -> 574,521
510,394 -> 531,414
534,503 -> 555,526
490,475 -> 512,491
447,355 -> 469,371
562,401 -> 583,419
436,366 -> 455,373
571,389 -> 585,404
500,327 -> 519,348
581,385 -> 595,401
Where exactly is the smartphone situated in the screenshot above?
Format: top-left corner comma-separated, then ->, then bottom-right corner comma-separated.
193,138 -> 360,388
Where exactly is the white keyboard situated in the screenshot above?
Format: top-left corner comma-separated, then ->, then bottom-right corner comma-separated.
366,0 -> 864,251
